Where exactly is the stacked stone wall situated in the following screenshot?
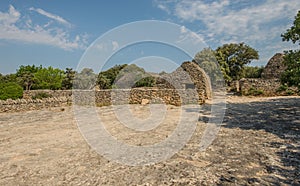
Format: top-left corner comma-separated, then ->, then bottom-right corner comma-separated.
0,88 -> 203,113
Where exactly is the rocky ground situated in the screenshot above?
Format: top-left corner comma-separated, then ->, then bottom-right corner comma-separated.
0,96 -> 299,185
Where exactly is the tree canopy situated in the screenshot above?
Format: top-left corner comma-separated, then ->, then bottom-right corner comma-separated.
62,68 -> 75,90
1,41 -> 262,92
281,11 -> 300,45
73,68 -> 97,89
194,48 -> 223,83
16,65 -> 41,90
97,64 -> 127,89
33,67 -> 65,90
242,66 -> 264,78
215,43 -> 259,83
281,10 -> 300,88
194,43 -> 259,84
0,82 -> 23,100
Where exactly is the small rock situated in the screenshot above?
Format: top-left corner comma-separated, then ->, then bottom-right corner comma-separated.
141,99 -> 150,105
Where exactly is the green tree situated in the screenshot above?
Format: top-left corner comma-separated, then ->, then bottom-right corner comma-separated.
73,68 -> 97,89
281,10 -> 300,87
16,65 -> 41,90
62,68 -> 76,89
280,50 -> 300,87
242,66 -> 264,78
0,82 -> 23,100
281,10 -> 300,45
194,48 -> 223,83
215,43 -> 259,83
97,74 -> 111,89
33,67 -> 65,90
134,76 -> 155,87
1,73 -> 17,84
97,64 -> 127,89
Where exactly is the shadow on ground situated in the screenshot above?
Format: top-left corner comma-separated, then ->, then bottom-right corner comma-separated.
221,97 -> 300,185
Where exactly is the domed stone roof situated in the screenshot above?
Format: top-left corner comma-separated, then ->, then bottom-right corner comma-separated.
261,53 -> 286,79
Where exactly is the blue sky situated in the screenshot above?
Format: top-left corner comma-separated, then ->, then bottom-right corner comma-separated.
0,0 -> 299,74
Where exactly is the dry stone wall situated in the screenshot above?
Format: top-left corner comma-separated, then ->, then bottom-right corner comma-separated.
74,88 -> 200,107
0,97 -> 71,113
23,90 -> 72,99
1,61 -> 211,112
237,53 -> 298,96
239,78 -> 281,96
1,88 -> 204,113
238,78 -> 298,96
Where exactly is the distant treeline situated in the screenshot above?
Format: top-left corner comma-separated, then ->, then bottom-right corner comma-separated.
0,41 -> 267,92
2,9 -> 300,100
0,64 -> 157,91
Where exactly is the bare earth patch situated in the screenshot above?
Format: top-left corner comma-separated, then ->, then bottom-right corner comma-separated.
0,96 -> 299,185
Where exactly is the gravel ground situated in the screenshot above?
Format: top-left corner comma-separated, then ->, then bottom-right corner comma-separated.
0,96 -> 299,185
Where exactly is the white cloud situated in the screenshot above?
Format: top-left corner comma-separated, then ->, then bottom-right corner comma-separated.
0,5 -> 86,50
172,0 -> 300,38
155,0 -> 300,64
177,25 -> 204,44
157,4 -> 170,14
29,7 -> 71,27
112,41 -> 119,51
154,0 -> 175,14
175,0 -> 230,22
0,5 -> 20,24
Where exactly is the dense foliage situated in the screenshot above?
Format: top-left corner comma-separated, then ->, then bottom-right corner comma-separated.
281,11 -> 300,45
194,48 -> 223,83
62,68 -> 75,90
215,43 -> 259,83
97,64 -> 127,89
0,73 -> 17,84
281,10 -> 300,88
16,65 -> 41,90
96,64 -> 155,89
242,66 -> 264,78
33,67 -> 65,90
281,50 -> 300,87
31,92 -> 52,100
0,82 -> 23,100
194,43 -> 259,84
15,65 -> 66,90
134,76 -> 155,87
73,68 -> 97,89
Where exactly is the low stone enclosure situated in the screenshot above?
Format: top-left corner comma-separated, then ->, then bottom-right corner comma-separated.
2,56 -> 298,113
236,78 -> 298,96
0,62 -> 212,113
238,78 -> 281,96
0,88 -> 204,113
236,53 -> 298,96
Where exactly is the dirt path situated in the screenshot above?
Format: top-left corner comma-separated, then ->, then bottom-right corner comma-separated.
0,96 -> 299,185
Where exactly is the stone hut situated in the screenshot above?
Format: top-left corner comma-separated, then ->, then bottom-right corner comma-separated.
156,61 -> 211,101
238,53 -> 291,96
181,61 -> 211,99
261,53 -> 286,79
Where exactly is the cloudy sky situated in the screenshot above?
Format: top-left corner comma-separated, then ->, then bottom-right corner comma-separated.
0,0 -> 299,74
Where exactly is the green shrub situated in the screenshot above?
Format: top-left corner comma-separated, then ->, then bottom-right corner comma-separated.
277,85 -> 288,92
245,87 -> 264,96
0,82 -> 23,100
286,90 -> 295,95
134,76 -> 155,87
32,92 -> 52,99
